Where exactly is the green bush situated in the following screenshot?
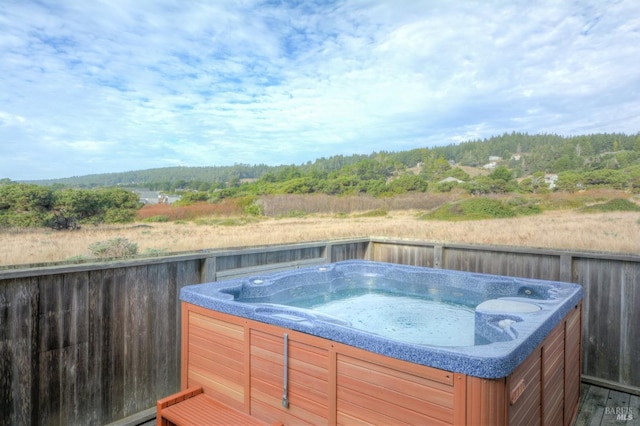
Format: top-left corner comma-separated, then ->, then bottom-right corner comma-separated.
236,195 -> 264,216
142,215 -> 169,223
505,197 -> 543,216
88,238 -> 138,258
243,203 -> 263,216
579,198 -> 640,213
173,191 -> 209,206
0,211 -> 49,227
103,208 -> 137,224
422,197 -> 541,221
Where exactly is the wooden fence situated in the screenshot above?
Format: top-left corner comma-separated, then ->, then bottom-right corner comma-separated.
0,237 -> 637,425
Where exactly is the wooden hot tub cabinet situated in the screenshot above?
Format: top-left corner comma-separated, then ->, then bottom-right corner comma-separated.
180,301 -> 582,425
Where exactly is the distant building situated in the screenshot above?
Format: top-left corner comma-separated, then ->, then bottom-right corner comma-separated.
482,161 -> 497,170
544,174 -> 558,189
133,190 -> 181,204
489,156 -> 502,162
511,154 -> 521,161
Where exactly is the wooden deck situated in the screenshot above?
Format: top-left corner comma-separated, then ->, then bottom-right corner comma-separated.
574,383 -> 639,426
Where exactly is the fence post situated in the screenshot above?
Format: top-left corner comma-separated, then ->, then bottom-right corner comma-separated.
559,254 -> 573,282
325,243 -> 333,263
434,245 -> 443,268
200,255 -> 217,283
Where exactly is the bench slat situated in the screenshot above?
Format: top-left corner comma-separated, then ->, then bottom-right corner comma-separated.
159,392 -> 269,426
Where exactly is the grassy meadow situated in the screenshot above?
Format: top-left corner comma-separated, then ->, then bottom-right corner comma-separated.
1,189 -> 639,267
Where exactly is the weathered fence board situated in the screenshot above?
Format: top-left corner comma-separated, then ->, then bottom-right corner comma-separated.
368,240 -> 434,266
329,239 -> 370,262
214,244 -> 325,273
0,238 -> 638,425
573,258 -> 640,389
0,276 -> 39,425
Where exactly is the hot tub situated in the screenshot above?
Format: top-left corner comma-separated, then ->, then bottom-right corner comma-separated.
180,260 -> 583,425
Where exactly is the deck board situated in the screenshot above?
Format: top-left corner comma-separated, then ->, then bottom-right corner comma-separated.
574,383 -> 640,426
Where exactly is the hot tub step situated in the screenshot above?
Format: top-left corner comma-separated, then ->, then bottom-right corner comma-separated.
157,386 -> 282,426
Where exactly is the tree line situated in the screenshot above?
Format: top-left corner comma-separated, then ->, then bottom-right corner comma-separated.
2,132 -> 639,228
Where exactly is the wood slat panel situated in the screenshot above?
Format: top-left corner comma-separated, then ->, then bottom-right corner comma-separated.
337,356 -> 454,408
508,347 -> 542,425
184,309 -> 245,410
336,354 -> 454,425
187,368 -> 244,407
465,377 -> 507,426
189,351 -> 243,387
542,322 -> 565,426
189,332 -> 244,363
249,328 -> 329,425
337,386 -> 451,426
250,396 -> 322,426
249,383 -> 323,423
333,341 -> 454,386
189,311 -> 244,340
251,357 -> 328,402
565,304 -> 582,425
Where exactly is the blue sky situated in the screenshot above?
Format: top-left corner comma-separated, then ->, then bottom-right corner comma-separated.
1,0 -> 639,181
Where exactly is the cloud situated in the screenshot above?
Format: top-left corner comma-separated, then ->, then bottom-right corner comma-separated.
0,0 -> 639,180
0,111 -> 26,126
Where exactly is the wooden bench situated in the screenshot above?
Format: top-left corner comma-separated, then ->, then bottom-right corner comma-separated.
157,387 -> 279,426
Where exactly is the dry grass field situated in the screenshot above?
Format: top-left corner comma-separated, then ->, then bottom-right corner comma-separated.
1,206 -> 638,267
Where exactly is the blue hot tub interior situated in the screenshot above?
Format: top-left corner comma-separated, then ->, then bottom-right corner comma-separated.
180,260 -> 583,378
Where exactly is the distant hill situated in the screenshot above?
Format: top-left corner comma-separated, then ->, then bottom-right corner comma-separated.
21,132 -> 640,191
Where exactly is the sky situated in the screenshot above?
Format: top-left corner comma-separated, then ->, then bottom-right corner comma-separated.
1,1 -> 639,181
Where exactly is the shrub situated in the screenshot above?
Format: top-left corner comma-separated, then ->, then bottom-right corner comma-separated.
422,197 -> 541,221
356,209 -> 388,217
505,197 -> 543,216
142,215 -> 169,223
173,191 -> 209,206
579,198 -> 640,213
103,208 -> 137,224
0,211 -> 49,228
236,196 -> 264,216
243,203 -> 263,216
141,248 -> 168,256
88,238 -> 138,258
